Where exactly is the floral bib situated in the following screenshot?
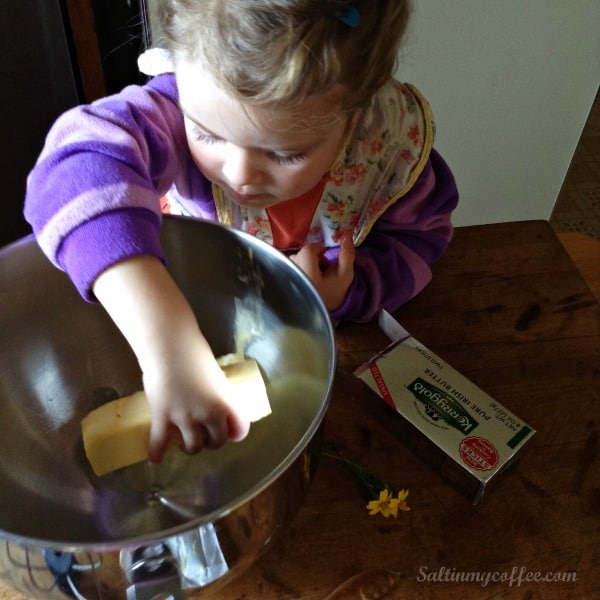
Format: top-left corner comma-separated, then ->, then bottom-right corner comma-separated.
211,80 -> 435,248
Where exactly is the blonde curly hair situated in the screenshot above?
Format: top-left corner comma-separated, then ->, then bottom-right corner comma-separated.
157,0 -> 411,112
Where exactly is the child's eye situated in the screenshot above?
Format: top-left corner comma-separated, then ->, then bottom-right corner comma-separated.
190,122 -> 305,165
194,131 -> 220,144
270,152 -> 306,166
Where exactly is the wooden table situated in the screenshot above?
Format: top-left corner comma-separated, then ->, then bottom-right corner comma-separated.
1,221 -> 598,599
220,220 -> 600,599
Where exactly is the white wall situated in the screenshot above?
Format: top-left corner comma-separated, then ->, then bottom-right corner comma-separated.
397,1 -> 600,226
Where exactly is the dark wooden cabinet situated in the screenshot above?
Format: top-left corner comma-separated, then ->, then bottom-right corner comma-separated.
0,0 -> 145,248
0,0 -> 78,246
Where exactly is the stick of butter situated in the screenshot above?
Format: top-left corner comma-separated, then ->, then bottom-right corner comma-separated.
81,357 -> 271,476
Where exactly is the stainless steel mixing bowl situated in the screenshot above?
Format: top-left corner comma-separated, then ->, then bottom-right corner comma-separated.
0,217 -> 335,598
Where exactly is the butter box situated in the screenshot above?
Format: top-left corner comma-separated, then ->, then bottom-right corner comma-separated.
353,311 -> 535,503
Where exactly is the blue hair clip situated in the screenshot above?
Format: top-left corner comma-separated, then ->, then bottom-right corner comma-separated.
335,5 -> 360,28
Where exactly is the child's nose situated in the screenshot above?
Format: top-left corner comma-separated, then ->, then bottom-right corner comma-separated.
222,146 -> 262,189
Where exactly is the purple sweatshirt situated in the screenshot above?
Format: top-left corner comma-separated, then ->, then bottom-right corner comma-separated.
24,74 -> 458,323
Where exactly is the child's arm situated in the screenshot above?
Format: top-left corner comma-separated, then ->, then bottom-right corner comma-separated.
328,150 -> 459,323
92,255 -> 250,462
24,74 -> 186,302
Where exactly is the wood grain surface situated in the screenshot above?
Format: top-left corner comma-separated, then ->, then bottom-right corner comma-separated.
1,221 -> 598,599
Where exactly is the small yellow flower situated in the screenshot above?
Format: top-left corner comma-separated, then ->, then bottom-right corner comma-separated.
366,489 -> 411,518
396,489 -> 411,512
367,489 -> 399,518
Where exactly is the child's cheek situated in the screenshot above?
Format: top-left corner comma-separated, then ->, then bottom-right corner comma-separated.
189,145 -> 221,180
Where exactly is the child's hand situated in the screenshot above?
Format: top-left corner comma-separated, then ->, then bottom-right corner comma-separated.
290,232 -> 355,310
92,255 -> 251,463
142,337 -> 250,463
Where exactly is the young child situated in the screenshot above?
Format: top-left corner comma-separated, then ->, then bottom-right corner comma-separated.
24,0 -> 458,462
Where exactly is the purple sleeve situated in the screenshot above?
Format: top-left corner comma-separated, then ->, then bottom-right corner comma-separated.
329,149 -> 459,323
24,74 -> 188,301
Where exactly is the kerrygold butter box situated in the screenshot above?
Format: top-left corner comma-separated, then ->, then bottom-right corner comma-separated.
353,311 -> 535,503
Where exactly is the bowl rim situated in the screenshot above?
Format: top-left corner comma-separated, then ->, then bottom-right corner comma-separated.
0,217 -> 337,550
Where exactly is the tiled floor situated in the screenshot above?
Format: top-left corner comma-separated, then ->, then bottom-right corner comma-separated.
549,90 -> 599,300
556,231 -> 600,301
550,91 -> 600,241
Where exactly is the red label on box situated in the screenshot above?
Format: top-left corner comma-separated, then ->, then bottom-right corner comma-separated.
368,363 -> 396,408
459,436 -> 499,471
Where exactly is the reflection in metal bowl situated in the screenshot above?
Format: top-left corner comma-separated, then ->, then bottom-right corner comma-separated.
0,217 -> 335,598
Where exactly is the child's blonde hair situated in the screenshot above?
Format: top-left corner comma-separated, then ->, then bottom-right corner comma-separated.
158,0 -> 411,112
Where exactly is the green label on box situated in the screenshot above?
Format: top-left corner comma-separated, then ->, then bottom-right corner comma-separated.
407,377 -> 479,434
507,425 -> 533,449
